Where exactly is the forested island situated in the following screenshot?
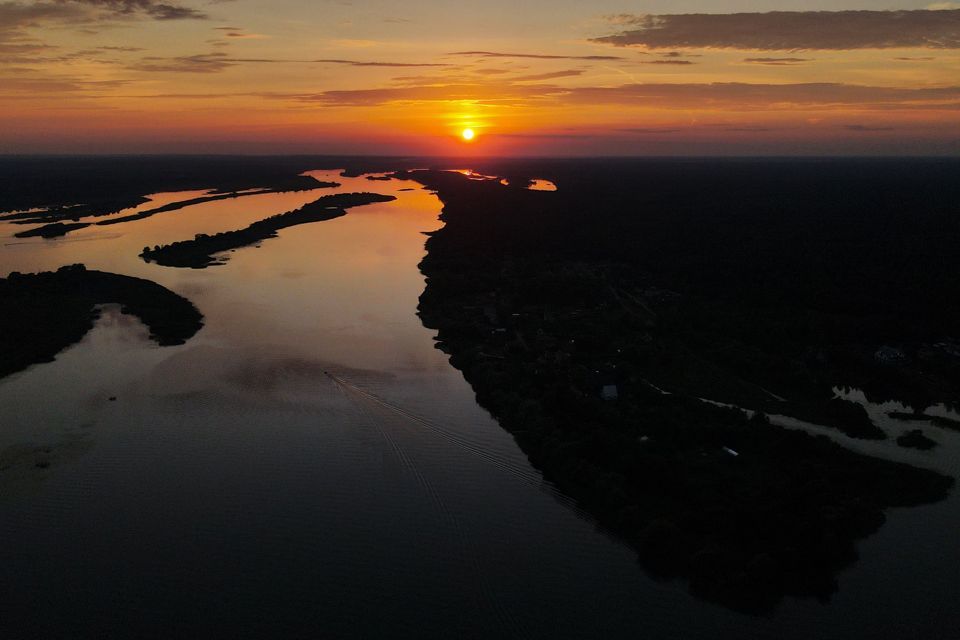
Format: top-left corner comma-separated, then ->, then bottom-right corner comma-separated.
0,155 -> 419,218
13,222 -> 90,239
0,265 -> 203,379
405,160 -> 958,612
140,192 -> 396,268
4,174 -> 338,239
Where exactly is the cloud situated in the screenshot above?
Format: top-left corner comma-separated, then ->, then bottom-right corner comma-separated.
383,68 -> 584,87
314,58 -> 448,67
0,71 -> 131,94
495,132 -> 598,140
448,50 -> 623,61
593,10 -> 960,50
52,0 -> 208,20
0,0 -> 208,62
603,14 -> 640,26
510,69 -> 585,82
844,124 -> 896,131
213,26 -> 267,39
330,39 -> 378,48
130,52 -> 233,72
743,57 -> 812,65
3,42 -> 146,64
293,82 -> 560,107
125,53 -> 451,72
388,73 -> 453,86
562,82 -> 960,110
720,126 -> 774,132
619,127 -> 682,133
641,59 -> 695,65
0,2 -> 82,26
0,4 -> 75,60
296,80 -> 960,112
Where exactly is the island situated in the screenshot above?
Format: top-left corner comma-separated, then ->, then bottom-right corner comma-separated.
14,222 -> 91,239
140,192 -> 397,268
95,175 -> 337,227
4,175 -> 338,240
0,155 -> 422,222
0,264 -> 204,380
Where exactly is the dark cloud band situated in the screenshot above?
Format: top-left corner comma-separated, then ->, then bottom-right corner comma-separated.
54,0 -> 208,20
593,10 -> 960,51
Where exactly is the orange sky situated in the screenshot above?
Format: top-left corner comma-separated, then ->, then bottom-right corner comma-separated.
1,1 -> 959,155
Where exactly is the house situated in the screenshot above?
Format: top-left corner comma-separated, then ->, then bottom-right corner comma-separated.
934,340 -> 960,359
874,346 -> 907,365
601,384 -> 619,401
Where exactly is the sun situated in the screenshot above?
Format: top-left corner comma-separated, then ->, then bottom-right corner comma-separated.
461,128 -> 475,142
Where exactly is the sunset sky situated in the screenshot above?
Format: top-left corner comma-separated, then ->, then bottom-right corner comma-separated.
2,1 -> 959,155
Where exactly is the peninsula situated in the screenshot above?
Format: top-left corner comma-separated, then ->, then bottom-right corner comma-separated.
406,163 -> 957,612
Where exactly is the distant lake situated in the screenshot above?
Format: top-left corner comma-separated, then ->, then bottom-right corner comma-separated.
1,169 -> 957,638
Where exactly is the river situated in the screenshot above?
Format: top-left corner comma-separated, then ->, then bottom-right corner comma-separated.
0,170 -> 956,638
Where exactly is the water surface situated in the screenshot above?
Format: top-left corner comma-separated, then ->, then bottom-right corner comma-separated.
0,170 -> 957,638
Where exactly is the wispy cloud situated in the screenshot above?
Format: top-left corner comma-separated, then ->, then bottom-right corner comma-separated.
448,50 -> 623,61
619,127 -> 682,133
563,82 -> 960,110
126,53 -> 451,72
593,10 -> 960,50
0,71 -> 131,95
510,69 -> 584,82
721,126 -> 774,132
844,124 -> 896,131
37,0 -> 208,21
297,80 -> 960,112
293,82 -> 560,106
130,52 -> 233,72
213,26 -> 268,39
743,57 -> 812,66
314,58 -> 448,67
0,0 -> 209,62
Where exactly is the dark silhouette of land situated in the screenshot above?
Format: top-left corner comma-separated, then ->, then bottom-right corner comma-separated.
0,156 -> 421,217
140,192 -> 396,268
2,155 -> 958,614
95,176 -> 337,227
14,222 -> 90,238
0,265 -> 204,379
4,174 -> 339,238
403,160 -> 958,612
1,196 -> 150,224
